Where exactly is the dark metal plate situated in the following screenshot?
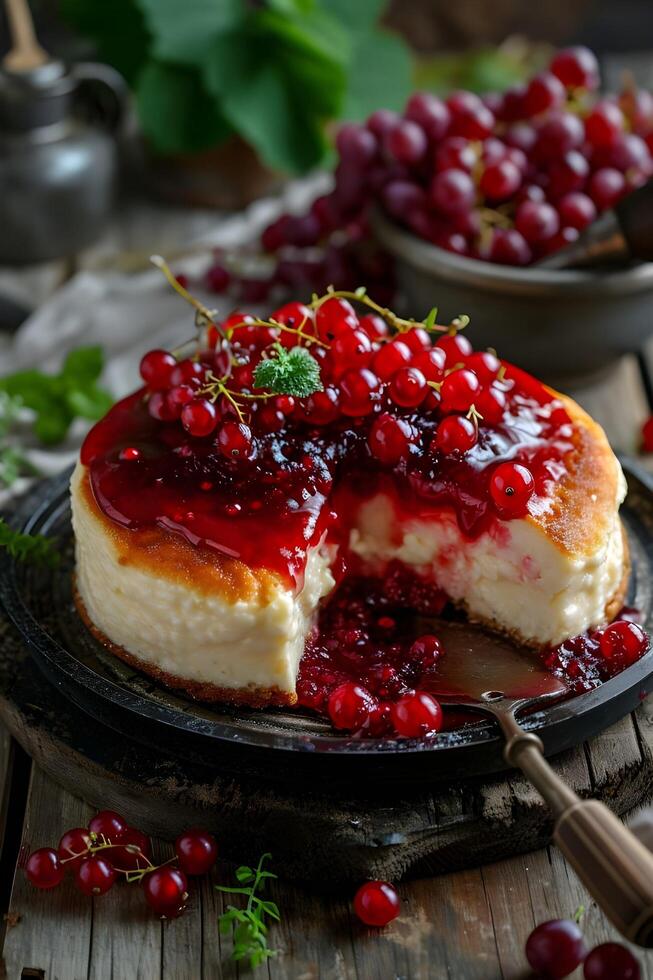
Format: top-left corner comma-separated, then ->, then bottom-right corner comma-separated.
1,462 -> 653,788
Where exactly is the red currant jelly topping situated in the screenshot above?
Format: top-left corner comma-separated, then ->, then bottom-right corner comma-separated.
26,848 -> 65,889
353,880 -> 401,927
175,829 -> 218,876
599,620 -> 648,665
525,919 -> 587,980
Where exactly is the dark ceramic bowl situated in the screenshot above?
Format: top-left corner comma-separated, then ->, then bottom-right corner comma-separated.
372,209 -> 653,381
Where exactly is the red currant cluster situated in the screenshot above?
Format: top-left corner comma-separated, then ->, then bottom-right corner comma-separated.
136,288 -> 538,522
246,45 -> 653,272
542,616 -> 649,693
526,917 -> 640,979
25,808 -> 217,919
328,679 -> 443,739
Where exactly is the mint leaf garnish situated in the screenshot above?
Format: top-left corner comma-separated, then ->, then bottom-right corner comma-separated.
216,853 -> 279,970
0,518 -> 59,567
253,343 -> 323,398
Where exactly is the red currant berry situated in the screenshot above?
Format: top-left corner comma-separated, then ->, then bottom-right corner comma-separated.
148,391 -> 176,422
205,264 -> 230,293
588,167 -> 626,210
412,347 -> 446,382
547,150 -> 590,200
271,302 -> 314,346
88,810 -> 127,842
384,119 -> 428,165
371,340 -> 412,381
368,413 -> 417,465
557,191 -> 597,230
366,108 -> 399,140
430,169 -> 476,215
480,159 -> 521,201
475,385 -> 506,424
353,881 -> 400,927
339,368 -> 381,417
111,827 -> 152,872
515,200 -> 560,244
585,100 -> 625,148
26,848 -> 65,889
257,407 -> 285,434
489,462 -> 535,517
401,327 -> 432,353
328,682 -> 377,731
58,828 -> 92,873
304,387 -> 340,425
409,634 -> 442,667
181,398 -> 218,438
316,297 -> 358,342
536,112 -> 585,159
550,46 -> 600,90
392,692 -> 443,738
525,72 -> 566,115
76,856 -> 117,896
389,367 -> 427,408
405,92 -> 450,141
583,942 -> 640,980
140,349 -> 176,390
169,359 -> 204,387
465,351 -> 500,383
525,919 -> 587,979
435,332 -> 473,365
642,415 -> 653,453
175,829 -> 218,876
599,621 -> 648,664
336,122 -> 377,167
332,328 -> 373,375
359,313 -> 389,341
439,369 -> 480,413
435,136 -> 476,173
143,867 -> 188,918
432,415 -> 477,454
166,384 -> 195,419
487,228 -> 532,266
217,421 -> 253,460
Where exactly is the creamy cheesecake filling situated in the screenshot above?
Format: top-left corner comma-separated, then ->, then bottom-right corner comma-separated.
348,470 -> 626,647
71,463 -> 335,697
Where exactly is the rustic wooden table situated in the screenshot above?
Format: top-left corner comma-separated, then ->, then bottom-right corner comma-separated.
0,354 -> 652,980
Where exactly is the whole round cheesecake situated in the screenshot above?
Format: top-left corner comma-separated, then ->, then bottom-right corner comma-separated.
71,292 -> 628,716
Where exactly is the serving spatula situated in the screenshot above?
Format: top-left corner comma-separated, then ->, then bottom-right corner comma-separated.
429,622 -> 653,947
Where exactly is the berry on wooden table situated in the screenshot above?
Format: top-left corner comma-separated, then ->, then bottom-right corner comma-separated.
175,829 -> 218,876
75,856 -> 117,896
26,848 -> 65,889
58,828 -> 92,872
353,880 -> 401,927
525,919 -> 587,979
143,867 -> 189,918
88,810 -> 127,842
583,943 -> 640,980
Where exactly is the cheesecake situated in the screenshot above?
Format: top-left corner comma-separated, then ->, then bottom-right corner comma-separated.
71,289 -> 630,723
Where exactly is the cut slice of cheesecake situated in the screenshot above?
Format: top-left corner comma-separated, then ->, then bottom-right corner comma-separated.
71,294 -> 629,712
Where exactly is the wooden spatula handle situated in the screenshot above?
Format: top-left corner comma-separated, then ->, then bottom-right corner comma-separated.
499,715 -> 653,946
555,799 -> 653,947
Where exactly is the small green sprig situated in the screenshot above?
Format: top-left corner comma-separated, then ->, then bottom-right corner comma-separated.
254,343 -> 323,398
0,347 -> 113,446
216,853 -> 279,970
0,518 -> 59,567
0,392 -> 34,488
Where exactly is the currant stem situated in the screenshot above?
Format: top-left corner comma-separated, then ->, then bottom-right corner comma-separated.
309,287 -> 462,336
150,255 -> 222,337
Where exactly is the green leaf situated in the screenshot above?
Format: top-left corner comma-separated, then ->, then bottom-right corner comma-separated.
235,866 -> 254,884
137,0 -> 242,63
136,61 -> 233,155
424,307 -> 438,329
62,345 -> 104,383
60,0 -> 151,86
66,386 -> 114,422
340,28 -> 412,120
33,404 -> 73,446
318,0 -> 386,31
254,345 -> 323,398
0,518 -> 59,567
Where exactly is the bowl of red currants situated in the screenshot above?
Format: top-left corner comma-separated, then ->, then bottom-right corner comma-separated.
328,46 -> 653,380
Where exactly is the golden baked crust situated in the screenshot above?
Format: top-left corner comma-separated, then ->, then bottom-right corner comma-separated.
74,582 -> 297,707
74,464 -> 282,604
529,391 -> 623,557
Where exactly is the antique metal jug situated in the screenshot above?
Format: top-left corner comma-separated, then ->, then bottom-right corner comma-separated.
0,58 -> 127,264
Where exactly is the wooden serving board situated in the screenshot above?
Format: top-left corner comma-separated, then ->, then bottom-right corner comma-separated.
2,612 -> 652,887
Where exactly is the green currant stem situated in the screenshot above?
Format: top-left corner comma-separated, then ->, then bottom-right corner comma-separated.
225,316 -> 328,348
309,288 -> 464,337
151,255 -> 223,339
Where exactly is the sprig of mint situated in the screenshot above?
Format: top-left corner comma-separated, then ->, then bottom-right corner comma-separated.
0,518 -> 59,567
216,853 -> 279,970
0,393 -> 35,488
0,347 -> 113,446
60,0 -> 412,172
254,343 -> 323,398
